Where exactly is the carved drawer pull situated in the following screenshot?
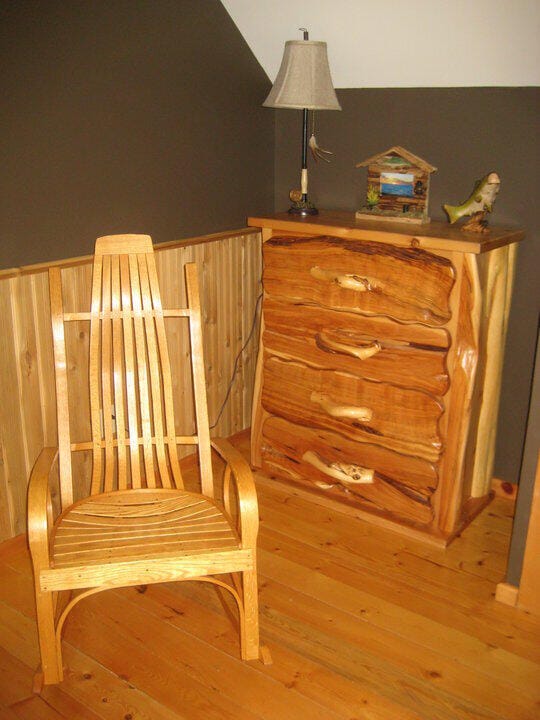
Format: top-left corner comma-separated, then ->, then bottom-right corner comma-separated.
317,332 -> 382,361
310,266 -> 375,292
310,391 -> 373,422
314,480 -> 336,490
303,450 -> 375,485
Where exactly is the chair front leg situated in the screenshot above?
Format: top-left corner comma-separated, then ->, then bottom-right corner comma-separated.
210,439 -> 261,661
27,447 -> 63,686
34,586 -> 63,686
241,568 -> 260,661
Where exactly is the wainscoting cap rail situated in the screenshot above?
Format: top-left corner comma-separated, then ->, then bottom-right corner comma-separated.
0,227 -> 255,279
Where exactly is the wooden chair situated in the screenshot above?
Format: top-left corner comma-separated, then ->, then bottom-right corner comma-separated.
27,235 -> 260,686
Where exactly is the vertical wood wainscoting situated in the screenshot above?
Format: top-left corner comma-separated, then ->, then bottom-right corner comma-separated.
0,229 -> 262,540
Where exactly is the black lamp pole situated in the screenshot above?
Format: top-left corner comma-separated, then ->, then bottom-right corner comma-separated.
290,28 -> 318,216
301,106 -> 310,207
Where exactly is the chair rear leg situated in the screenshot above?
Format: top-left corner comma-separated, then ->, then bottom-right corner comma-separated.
241,569 -> 259,661
35,589 -> 63,685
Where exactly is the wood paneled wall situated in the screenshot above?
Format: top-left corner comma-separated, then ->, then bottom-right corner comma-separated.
0,229 -> 262,540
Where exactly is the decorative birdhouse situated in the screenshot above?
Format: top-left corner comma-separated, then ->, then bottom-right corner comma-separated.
355,146 -> 437,224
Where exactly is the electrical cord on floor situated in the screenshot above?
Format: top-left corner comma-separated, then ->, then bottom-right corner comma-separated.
210,292 -> 263,430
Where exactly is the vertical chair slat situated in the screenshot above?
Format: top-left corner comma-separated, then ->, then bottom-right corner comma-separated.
185,263 -> 214,498
120,254 -> 141,488
128,254 -> 155,488
111,255 -> 128,489
138,254 -> 171,488
146,254 -> 184,488
100,255 -> 115,492
89,255 -> 104,495
48,268 -> 73,509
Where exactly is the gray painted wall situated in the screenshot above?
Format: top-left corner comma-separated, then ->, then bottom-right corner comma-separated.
507,327 -> 539,585
0,0 -> 274,269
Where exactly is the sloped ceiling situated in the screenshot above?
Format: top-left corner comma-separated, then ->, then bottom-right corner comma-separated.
222,0 -> 540,88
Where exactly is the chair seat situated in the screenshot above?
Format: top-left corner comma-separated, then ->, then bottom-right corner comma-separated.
52,489 -> 240,569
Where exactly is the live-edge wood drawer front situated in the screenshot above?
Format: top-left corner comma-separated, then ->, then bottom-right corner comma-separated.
261,416 -> 436,526
259,232 -> 448,530
264,235 -> 456,326
261,356 -> 444,463
263,295 -> 450,396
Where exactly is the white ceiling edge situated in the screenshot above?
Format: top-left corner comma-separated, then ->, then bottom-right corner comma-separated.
221,0 -> 540,88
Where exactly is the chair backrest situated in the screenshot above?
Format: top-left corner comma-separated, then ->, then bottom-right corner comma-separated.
49,234 -> 213,510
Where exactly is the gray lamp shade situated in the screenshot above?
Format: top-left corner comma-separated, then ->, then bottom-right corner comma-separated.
263,40 -> 341,111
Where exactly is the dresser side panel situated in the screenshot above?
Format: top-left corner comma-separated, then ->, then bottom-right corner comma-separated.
435,252 -> 481,534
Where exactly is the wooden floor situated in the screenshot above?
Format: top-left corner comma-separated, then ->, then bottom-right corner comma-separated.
1,434 -> 539,720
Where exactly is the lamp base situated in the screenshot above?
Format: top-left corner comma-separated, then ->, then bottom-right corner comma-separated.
288,201 -> 319,216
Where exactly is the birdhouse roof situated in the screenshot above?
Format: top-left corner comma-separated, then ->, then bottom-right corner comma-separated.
355,146 -> 437,173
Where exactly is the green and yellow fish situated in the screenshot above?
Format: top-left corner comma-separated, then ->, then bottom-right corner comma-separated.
443,172 -> 500,224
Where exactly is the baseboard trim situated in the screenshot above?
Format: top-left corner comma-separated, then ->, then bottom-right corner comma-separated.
492,477 -> 517,501
495,582 -> 519,607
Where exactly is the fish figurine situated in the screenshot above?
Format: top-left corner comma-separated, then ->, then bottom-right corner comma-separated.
443,172 -> 500,229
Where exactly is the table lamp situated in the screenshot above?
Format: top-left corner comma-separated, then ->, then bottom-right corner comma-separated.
263,28 -> 341,216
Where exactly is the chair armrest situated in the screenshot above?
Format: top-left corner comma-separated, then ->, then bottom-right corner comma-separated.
27,447 -> 59,570
211,438 -> 259,548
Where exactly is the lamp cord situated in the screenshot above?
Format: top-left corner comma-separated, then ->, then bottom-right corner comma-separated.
209,291 -> 263,430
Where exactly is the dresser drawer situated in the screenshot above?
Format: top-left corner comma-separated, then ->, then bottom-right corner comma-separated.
261,356 -> 443,462
264,236 -> 455,326
263,296 -> 450,396
261,416 -> 435,526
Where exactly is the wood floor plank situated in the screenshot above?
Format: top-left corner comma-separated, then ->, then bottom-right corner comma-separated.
116,582 -> 425,720
63,595 -> 264,720
0,538 -> 32,575
0,432 -> 539,720
0,646 -> 35,708
255,563 -> 540,697
53,645 -> 184,720
262,606 -> 503,720
0,600 -> 41,670
258,488 -> 504,596
30,685 -> 104,720
258,524 -> 540,664
260,574 -> 538,718
7,696 -> 65,720
155,572 -> 540,718
0,563 -> 36,619
66,590 -> 344,720
0,707 -> 19,720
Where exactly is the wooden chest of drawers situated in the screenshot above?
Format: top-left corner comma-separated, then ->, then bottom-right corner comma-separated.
248,211 -> 524,544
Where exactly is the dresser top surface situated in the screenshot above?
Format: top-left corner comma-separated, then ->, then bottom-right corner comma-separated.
247,210 -> 525,254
